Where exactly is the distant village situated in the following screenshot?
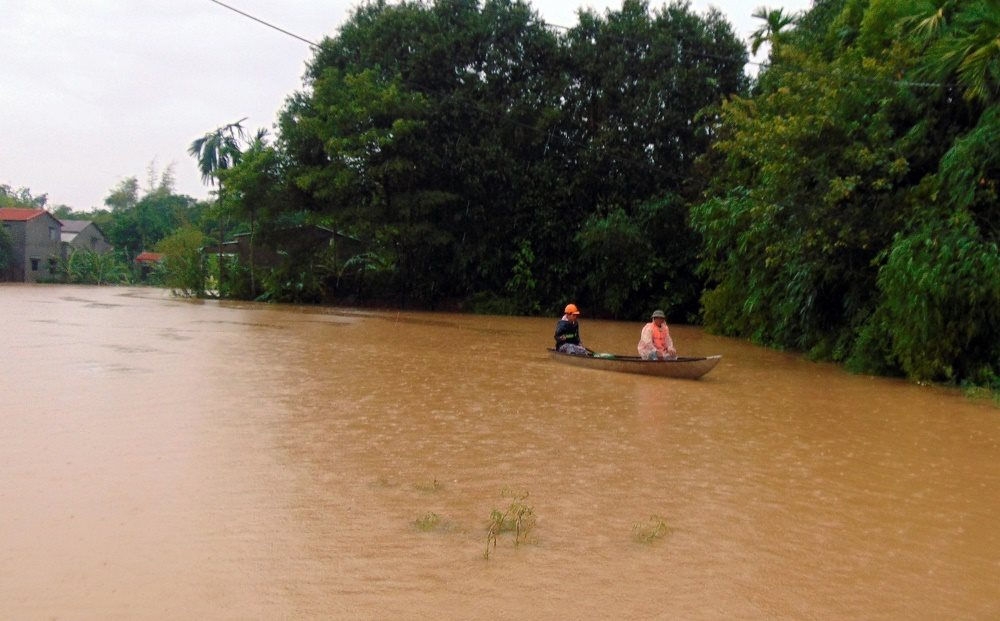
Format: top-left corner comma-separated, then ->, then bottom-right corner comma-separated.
0,207 -> 161,283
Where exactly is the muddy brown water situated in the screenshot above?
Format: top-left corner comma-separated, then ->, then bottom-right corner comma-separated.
1,284 -> 998,620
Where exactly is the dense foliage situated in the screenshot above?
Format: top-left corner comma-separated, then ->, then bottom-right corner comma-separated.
692,0 -> 1000,387
273,0 -> 746,316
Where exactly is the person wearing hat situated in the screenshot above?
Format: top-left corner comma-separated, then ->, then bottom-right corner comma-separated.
637,309 -> 677,360
554,303 -> 589,355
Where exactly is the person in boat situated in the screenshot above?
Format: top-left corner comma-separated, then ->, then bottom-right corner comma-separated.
637,309 -> 677,361
554,303 -> 589,355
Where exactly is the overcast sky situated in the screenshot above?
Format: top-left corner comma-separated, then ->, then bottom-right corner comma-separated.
1,0 -> 811,211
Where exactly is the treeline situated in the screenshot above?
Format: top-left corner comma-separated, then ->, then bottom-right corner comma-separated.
227,0 -> 747,319
692,0 -> 999,387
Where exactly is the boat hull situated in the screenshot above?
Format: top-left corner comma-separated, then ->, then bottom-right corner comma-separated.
548,349 -> 721,379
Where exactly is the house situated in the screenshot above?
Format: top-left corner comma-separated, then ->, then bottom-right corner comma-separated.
60,219 -> 112,254
0,208 -> 63,282
134,251 -> 165,280
222,225 -> 363,268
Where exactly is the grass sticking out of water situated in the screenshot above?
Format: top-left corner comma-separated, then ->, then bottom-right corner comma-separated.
632,515 -> 670,544
373,476 -> 397,488
962,384 -> 1000,407
414,512 -> 444,532
413,479 -> 444,492
484,488 -> 535,559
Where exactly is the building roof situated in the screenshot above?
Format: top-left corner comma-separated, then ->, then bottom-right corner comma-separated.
60,219 -> 109,245
135,251 -> 165,263
0,207 -> 47,222
59,219 -> 93,233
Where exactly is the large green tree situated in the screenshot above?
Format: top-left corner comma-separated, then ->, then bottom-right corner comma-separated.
560,0 -> 747,317
282,0 -> 566,308
278,0 -> 746,315
103,167 -> 197,258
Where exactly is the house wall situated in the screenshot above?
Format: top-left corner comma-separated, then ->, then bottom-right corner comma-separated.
67,223 -> 113,254
2,221 -> 26,281
21,214 -> 63,282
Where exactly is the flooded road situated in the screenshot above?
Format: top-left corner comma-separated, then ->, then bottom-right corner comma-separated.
1,284 -> 998,619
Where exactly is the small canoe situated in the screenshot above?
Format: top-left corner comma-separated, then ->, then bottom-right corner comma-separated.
548,349 -> 721,379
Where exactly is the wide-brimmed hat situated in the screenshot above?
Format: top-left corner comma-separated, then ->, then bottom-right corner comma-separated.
651,309 -> 666,319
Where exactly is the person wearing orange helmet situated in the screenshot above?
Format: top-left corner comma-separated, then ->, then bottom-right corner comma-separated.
554,303 -> 589,355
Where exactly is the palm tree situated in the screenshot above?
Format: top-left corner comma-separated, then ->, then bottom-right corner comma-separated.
225,128 -> 270,299
188,118 -> 249,295
749,6 -> 797,56
188,118 -> 249,185
908,0 -> 1000,103
903,0 -> 956,39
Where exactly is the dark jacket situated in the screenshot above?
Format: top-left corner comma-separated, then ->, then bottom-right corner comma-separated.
554,318 -> 581,348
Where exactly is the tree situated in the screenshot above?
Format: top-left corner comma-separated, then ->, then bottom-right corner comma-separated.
908,0 -> 1000,104
749,6 -> 798,55
278,0 -> 745,314
61,248 -> 129,285
188,118 -> 250,295
1,184 -> 47,207
155,226 -> 207,297
189,119 -> 249,186
102,168 -> 193,257
558,0 -> 747,316
866,0 -> 1000,384
104,177 -> 141,254
693,1 -> 919,355
289,67 -> 442,304
216,130 -> 285,298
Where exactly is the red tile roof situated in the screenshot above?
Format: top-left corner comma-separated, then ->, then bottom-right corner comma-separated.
135,251 -> 165,263
0,207 -> 47,222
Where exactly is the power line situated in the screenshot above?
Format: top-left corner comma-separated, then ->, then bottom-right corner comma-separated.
207,0 -> 320,49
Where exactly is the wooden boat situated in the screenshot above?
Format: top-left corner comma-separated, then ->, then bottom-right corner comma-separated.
548,349 -> 721,379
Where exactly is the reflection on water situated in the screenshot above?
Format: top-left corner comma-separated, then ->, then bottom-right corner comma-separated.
1,284 -> 998,619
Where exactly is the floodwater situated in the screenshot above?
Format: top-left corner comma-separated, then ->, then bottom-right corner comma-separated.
1,284 -> 998,620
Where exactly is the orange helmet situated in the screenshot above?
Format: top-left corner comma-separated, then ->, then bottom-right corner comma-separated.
564,303 -> 580,315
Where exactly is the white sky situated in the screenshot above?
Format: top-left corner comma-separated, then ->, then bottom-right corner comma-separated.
0,0 -> 811,211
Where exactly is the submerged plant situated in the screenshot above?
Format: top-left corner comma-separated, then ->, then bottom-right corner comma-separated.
413,478 -> 444,493
484,488 -> 535,559
414,512 -> 444,532
632,515 -> 670,544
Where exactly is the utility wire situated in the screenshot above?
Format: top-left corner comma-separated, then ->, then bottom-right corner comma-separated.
207,0 -> 321,49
